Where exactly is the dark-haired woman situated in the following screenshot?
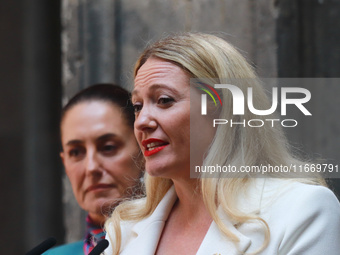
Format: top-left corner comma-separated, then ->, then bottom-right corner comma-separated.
45,84 -> 142,255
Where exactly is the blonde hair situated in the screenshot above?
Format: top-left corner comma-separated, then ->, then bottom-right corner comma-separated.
105,32 -> 325,254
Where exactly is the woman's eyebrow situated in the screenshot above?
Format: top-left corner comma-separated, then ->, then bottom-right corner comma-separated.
96,133 -> 116,142
131,89 -> 139,98
65,139 -> 83,146
132,84 -> 178,97
66,134 -> 117,146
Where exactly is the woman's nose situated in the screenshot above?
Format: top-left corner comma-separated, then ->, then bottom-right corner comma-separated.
134,106 -> 157,132
85,150 -> 101,174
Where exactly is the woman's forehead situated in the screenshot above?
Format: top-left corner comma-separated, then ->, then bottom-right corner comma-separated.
133,58 -> 188,95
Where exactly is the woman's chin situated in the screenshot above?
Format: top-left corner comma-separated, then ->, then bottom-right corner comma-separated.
85,197 -> 121,215
145,166 -> 183,180
146,167 -> 169,178
146,169 -> 163,177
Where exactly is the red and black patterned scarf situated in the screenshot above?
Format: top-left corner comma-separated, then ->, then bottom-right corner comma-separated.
83,215 -> 106,255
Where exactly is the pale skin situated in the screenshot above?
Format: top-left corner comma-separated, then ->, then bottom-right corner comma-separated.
60,101 -> 141,226
155,181 -> 213,255
133,57 -> 216,254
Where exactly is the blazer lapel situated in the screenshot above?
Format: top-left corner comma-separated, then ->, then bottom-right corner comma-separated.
196,179 -> 268,255
197,208 -> 252,255
114,179 -> 268,255
121,186 -> 177,255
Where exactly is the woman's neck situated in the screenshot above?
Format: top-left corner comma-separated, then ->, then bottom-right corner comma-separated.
171,178 -> 210,221
88,213 -> 106,227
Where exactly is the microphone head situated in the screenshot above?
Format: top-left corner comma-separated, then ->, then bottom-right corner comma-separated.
25,237 -> 57,255
88,239 -> 109,255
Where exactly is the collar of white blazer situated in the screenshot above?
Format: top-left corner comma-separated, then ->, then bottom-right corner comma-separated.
122,183 -> 269,255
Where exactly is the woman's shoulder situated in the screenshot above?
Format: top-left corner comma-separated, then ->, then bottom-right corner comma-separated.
238,178 -> 340,222
261,178 -> 340,212
241,179 -> 340,254
42,240 -> 83,255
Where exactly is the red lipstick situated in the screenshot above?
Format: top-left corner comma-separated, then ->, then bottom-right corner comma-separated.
142,138 -> 169,157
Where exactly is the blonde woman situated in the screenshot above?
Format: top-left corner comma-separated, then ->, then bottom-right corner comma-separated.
104,33 -> 340,255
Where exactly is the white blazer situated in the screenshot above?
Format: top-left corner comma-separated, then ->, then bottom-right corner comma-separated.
104,179 -> 340,255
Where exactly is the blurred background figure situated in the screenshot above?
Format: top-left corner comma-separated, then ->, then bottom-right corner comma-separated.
46,84 -> 143,254
1,1 -> 340,254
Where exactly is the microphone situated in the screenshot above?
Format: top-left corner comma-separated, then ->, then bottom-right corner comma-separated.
25,237 -> 57,255
88,239 -> 109,255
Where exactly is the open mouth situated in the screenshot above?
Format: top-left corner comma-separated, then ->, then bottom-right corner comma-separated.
142,139 -> 169,156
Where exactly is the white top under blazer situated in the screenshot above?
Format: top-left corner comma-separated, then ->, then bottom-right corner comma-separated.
104,178 -> 340,255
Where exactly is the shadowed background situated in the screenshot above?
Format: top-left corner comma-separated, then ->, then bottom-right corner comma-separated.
1,0 -> 339,254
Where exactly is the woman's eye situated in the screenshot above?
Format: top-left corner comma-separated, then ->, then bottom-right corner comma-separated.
158,97 -> 174,105
133,103 -> 142,113
69,148 -> 84,158
102,144 -> 117,152
100,144 -> 118,156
